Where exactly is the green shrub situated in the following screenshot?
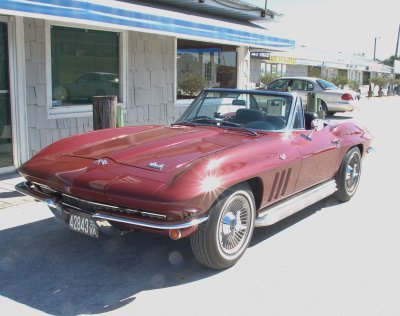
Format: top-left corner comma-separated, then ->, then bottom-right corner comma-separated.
348,80 -> 360,92
178,73 -> 207,97
331,76 -> 348,89
259,73 -> 281,86
370,76 -> 389,96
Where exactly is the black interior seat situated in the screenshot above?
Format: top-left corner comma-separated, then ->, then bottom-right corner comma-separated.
233,108 -> 266,125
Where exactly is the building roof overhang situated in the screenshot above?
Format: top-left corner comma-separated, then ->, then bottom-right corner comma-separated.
0,0 -> 294,51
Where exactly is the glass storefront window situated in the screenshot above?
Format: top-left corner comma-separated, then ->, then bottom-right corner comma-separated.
177,40 -> 237,99
0,22 -> 13,168
51,26 -> 120,107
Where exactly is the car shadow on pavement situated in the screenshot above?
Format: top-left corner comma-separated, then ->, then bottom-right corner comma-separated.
0,191 -> 24,198
0,218 -> 217,315
250,195 -> 339,247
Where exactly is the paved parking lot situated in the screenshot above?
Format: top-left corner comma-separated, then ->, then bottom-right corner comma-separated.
0,96 -> 399,316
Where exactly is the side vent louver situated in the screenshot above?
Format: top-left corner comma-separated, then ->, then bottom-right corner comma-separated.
268,168 -> 292,202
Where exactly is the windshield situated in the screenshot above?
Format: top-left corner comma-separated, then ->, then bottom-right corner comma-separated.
316,79 -> 339,90
175,90 -> 293,132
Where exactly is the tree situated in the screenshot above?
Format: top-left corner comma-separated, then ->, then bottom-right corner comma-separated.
370,76 -> 389,96
381,55 -> 400,67
331,76 -> 348,89
259,73 -> 281,86
348,80 -> 360,92
178,73 -> 207,97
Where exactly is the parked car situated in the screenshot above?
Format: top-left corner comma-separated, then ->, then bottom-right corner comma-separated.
263,77 -> 359,114
16,88 -> 373,269
53,72 -> 119,102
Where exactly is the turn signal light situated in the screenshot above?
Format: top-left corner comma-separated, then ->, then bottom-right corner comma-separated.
169,229 -> 182,240
341,93 -> 353,101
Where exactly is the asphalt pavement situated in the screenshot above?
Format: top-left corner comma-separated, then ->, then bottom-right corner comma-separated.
0,96 -> 399,316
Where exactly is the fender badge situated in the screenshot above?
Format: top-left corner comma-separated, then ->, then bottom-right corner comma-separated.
148,162 -> 165,170
94,158 -> 109,165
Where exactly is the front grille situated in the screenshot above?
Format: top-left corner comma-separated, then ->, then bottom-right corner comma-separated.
32,183 -> 166,220
60,194 -> 166,220
61,195 -> 119,214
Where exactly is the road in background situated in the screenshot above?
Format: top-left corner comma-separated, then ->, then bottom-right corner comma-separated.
0,97 -> 399,316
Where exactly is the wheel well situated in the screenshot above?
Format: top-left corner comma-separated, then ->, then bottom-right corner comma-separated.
245,177 -> 263,211
356,144 -> 364,157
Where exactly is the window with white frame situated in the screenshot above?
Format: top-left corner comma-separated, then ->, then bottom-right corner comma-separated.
50,25 -> 120,108
177,39 -> 237,99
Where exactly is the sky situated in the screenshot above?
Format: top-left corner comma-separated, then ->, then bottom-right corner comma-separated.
262,0 -> 400,60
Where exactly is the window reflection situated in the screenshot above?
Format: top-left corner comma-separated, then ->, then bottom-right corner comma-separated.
51,26 -> 120,107
177,40 -> 237,99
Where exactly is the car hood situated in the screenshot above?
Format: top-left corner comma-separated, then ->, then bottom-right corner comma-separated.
64,126 -> 246,173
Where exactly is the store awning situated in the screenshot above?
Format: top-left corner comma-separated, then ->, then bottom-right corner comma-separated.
0,0 -> 294,50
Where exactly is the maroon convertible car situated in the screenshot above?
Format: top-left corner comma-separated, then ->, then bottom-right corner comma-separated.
16,88 -> 373,269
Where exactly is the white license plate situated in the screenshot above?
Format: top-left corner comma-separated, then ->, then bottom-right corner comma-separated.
69,212 -> 99,238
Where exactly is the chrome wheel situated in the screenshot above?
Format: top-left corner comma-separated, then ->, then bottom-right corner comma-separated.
218,194 -> 252,256
345,151 -> 360,195
190,184 -> 255,269
336,147 -> 362,202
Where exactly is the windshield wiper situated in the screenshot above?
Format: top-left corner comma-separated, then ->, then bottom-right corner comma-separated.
179,117 -> 258,136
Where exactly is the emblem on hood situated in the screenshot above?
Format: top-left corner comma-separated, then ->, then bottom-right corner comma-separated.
148,162 -> 165,170
94,158 -> 109,165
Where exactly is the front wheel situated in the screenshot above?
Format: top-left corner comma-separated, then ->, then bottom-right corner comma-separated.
336,147 -> 362,202
191,183 -> 255,270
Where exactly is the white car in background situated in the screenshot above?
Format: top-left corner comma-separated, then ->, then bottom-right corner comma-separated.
264,77 -> 359,114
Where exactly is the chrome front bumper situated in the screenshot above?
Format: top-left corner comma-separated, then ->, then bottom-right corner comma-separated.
15,181 -> 208,231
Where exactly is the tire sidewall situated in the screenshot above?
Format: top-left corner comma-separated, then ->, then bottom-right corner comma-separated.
337,147 -> 362,201
206,183 -> 255,267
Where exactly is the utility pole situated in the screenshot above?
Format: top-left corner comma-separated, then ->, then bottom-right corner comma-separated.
395,24 -> 400,58
374,37 -> 378,60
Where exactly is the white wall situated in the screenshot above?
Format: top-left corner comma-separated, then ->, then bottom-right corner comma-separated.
285,65 -> 308,77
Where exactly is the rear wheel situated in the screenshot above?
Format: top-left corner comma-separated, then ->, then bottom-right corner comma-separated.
191,183 -> 255,270
320,100 -> 334,115
336,147 -> 361,202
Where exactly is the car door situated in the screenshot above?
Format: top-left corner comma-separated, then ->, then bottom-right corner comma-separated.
290,117 -> 343,192
258,133 -> 303,208
267,78 -> 290,91
255,95 -> 303,208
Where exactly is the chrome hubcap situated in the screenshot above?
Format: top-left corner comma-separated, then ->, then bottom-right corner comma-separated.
218,195 -> 251,255
345,153 -> 360,194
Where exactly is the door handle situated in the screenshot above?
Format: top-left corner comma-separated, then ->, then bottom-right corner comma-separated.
331,139 -> 342,145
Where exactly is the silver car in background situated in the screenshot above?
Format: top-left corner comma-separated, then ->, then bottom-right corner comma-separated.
263,77 -> 359,114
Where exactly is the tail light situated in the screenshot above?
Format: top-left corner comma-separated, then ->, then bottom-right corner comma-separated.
341,93 -> 353,101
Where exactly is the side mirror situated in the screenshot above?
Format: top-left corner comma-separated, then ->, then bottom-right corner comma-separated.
311,119 -> 324,132
301,119 -> 325,141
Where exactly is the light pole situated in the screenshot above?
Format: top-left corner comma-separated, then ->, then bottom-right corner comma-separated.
373,36 -> 380,60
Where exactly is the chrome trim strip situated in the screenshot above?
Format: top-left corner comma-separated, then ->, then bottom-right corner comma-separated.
92,213 -> 209,230
255,179 -> 337,227
62,194 -> 120,210
61,194 -> 167,219
32,182 -> 57,193
15,181 -> 52,202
